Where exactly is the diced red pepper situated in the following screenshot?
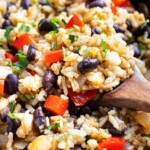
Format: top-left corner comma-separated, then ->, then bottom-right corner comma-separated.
0,80 -> 4,95
30,70 -> 36,76
44,95 -> 68,116
66,15 -> 84,29
98,137 -> 126,150
112,0 -> 126,7
68,89 -> 97,106
45,50 -> 63,65
122,0 -> 133,8
5,52 -> 18,63
12,33 -> 38,50
111,3 -> 117,15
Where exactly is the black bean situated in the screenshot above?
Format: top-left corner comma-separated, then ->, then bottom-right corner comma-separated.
6,116 -> 20,134
26,44 -> 36,61
4,74 -> 19,95
0,106 -> 10,121
77,58 -> 99,74
42,71 -> 56,93
103,121 -> 125,137
70,145 -> 83,150
68,104 -> 80,116
20,0 -> 31,10
7,45 -> 18,55
4,12 -> 10,19
38,18 -> 53,33
130,44 -> 141,58
91,27 -> 101,35
33,108 -> 46,132
126,19 -> 132,31
113,24 -> 125,33
7,3 -> 14,9
89,0 -> 106,8
133,23 -> 148,38
2,20 -> 12,29
78,105 -> 92,116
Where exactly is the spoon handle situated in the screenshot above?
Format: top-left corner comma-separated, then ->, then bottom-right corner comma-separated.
99,66 -> 150,112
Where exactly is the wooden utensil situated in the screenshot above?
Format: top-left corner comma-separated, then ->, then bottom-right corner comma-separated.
95,66 -> 150,112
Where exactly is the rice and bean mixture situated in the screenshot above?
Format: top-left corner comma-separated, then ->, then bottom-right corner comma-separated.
0,0 -> 150,149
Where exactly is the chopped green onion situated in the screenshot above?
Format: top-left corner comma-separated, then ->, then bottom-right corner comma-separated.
49,31 -> 57,35
10,101 -> 15,112
31,22 -> 36,27
69,34 -> 78,43
20,24 -> 30,32
46,123 -> 60,130
62,48 -> 67,57
51,40 -> 57,50
14,67 -> 21,75
8,112 -> 18,119
50,18 -> 59,31
85,48 -> 90,55
4,26 -> 14,40
62,19 -> 66,25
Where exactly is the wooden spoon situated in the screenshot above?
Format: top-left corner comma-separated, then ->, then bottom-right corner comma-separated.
95,66 -> 150,112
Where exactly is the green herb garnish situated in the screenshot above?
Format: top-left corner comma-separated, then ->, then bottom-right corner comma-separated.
101,39 -> 108,56
10,101 -> 15,112
62,19 -> 66,25
141,19 -> 150,29
14,67 -> 21,75
51,40 -> 57,50
4,26 -> 14,40
49,31 -> 57,35
63,48 -> 67,57
31,22 -> 36,27
69,34 -> 78,43
85,48 -> 90,55
14,52 -> 28,69
8,112 -> 18,119
20,24 -> 30,32
138,43 -> 146,50
46,123 -> 60,130
0,39 -> 3,43
50,18 -> 59,31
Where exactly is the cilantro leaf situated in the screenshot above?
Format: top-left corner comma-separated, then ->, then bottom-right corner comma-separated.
4,26 -> 14,40
14,53 -> 28,69
31,22 -> 36,27
50,18 -> 59,31
46,123 -> 60,130
8,112 -> 18,119
20,24 -> 30,32
14,67 -> 21,75
101,39 -> 107,50
10,101 -> 15,112
69,34 -> 78,43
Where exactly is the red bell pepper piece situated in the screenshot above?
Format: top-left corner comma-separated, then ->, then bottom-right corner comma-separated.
5,52 -> 18,63
12,33 -> 38,50
0,80 -> 4,95
66,15 -> 84,29
122,0 -> 133,8
44,95 -> 68,116
111,3 -> 117,15
30,70 -> 36,76
68,89 -> 97,106
45,50 -> 63,65
98,137 -> 126,150
112,0 -> 126,7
